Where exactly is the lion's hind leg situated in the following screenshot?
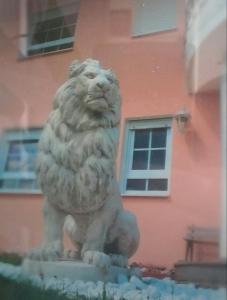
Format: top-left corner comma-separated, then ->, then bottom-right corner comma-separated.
106,210 -> 140,267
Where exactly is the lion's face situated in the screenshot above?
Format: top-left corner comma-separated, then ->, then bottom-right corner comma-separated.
73,60 -> 119,113
53,59 -> 121,130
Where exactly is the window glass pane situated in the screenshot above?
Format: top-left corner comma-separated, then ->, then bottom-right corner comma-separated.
8,143 -> 21,155
33,22 -> 46,34
6,142 -> 22,171
48,17 -> 64,29
41,20 -> 52,30
152,128 -> 167,148
0,179 -> 17,189
134,130 -> 150,149
5,156 -> 21,172
41,8 -> 62,22
64,14 -> 78,25
47,28 -> 61,42
127,179 -> 146,191
0,179 -> 37,191
26,156 -> 37,172
148,179 -> 168,191
150,149 -> 166,169
132,150 -> 148,170
32,32 -> 47,44
6,156 -> 31,172
62,26 -> 75,38
24,142 -> 38,154
18,179 -> 34,189
33,180 -> 40,190
5,141 -> 38,172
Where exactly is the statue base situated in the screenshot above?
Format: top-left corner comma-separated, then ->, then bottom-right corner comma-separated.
22,258 -> 130,283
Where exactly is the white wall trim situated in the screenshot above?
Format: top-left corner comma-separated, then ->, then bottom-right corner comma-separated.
220,61 -> 227,260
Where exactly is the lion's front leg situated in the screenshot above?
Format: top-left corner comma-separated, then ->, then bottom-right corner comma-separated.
81,217 -> 112,269
27,199 -> 66,261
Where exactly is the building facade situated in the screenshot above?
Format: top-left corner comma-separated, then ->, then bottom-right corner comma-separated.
185,0 -> 226,260
0,0 -> 226,267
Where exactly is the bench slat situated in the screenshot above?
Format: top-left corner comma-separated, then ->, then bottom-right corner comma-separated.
184,226 -> 219,243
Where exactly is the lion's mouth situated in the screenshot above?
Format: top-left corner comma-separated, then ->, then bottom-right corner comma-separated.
86,96 -> 108,112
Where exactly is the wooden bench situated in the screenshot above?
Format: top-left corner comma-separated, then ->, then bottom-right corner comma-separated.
184,226 -> 219,261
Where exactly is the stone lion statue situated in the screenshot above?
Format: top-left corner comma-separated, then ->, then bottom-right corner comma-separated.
28,59 -> 140,269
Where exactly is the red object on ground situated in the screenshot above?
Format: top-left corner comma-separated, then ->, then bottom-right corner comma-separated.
131,262 -> 174,279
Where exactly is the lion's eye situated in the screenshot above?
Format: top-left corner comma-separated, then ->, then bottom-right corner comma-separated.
107,76 -> 114,84
85,73 -> 96,79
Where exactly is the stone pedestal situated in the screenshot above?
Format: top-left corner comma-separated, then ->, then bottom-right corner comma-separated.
22,258 -> 130,283
174,260 -> 227,287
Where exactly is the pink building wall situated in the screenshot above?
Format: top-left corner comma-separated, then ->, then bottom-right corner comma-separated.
0,0 -> 220,267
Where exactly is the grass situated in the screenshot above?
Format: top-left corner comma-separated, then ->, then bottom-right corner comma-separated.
0,252 -> 23,266
0,275 -> 113,300
0,275 -> 71,300
0,252 -> 113,300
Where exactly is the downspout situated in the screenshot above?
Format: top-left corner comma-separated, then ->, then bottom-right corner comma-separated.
18,0 -> 28,58
220,61 -> 226,260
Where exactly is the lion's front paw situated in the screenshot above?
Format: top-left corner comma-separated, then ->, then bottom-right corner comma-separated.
26,241 -> 63,261
83,251 -> 111,269
63,249 -> 81,260
110,254 -> 128,268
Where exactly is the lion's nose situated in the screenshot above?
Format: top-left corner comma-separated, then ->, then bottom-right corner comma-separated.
96,79 -> 109,91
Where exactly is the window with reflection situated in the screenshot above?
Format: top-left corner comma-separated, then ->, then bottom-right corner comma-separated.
0,129 -> 41,193
121,118 -> 172,196
26,0 -> 80,56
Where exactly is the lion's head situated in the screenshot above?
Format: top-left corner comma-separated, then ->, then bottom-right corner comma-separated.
53,59 -> 121,131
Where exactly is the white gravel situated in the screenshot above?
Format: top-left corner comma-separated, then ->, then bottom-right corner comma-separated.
0,262 -> 226,300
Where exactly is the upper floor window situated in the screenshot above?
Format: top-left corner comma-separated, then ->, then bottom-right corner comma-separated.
0,129 -> 41,193
132,0 -> 177,37
25,0 -> 80,57
120,118 -> 173,197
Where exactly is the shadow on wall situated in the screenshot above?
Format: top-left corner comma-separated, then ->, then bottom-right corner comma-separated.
0,83 -> 29,132
194,92 -> 220,136
184,129 -> 206,161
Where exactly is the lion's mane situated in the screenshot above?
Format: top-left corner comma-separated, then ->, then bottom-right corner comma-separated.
36,59 -> 121,214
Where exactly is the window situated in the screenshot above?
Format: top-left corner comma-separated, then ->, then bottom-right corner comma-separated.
132,0 -> 177,37
0,129 -> 41,193
26,0 -> 80,56
120,118 -> 172,196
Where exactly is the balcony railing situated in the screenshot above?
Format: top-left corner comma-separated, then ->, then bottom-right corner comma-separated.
185,0 -> 226,93
185,0 -> 226,61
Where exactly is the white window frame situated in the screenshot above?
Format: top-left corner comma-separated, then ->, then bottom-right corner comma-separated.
19,0 -> 80,58
120,118 -> 173,197
132,0 -> 177,37
0,128 -> 42,194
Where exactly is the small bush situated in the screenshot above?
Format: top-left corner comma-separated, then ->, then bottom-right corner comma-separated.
0,252 -> 23,266
0,275 -> 112,300
0,275 -> 71,300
